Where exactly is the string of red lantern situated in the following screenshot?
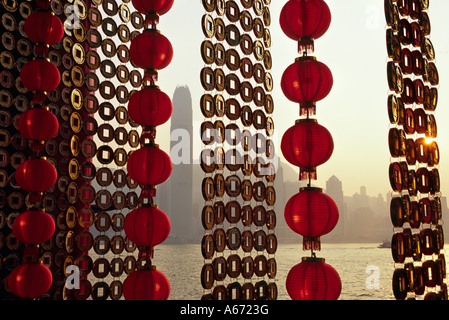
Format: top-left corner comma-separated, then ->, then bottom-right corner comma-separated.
280,0 -> 341,300
122,0 -> 174,300
8,0 -> 63,299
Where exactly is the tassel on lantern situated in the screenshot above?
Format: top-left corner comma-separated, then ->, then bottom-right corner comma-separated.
299,167 -> 317,181
303,237 -> 321,251
298,37 -> 315,56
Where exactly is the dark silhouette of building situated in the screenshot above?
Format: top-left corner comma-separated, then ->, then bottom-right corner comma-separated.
325,175 -> 348,242
158,85 -> 195,243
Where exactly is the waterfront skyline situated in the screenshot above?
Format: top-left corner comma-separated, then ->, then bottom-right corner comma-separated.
153,0 -> 449,199
156,82 -> 449,245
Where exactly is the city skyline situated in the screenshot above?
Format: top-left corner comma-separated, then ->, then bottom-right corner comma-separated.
153,0 -> 449,199
154,85 -> 401,245
156,84 -> 449,245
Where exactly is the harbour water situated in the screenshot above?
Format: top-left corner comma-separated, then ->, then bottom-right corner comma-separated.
151,243 -> 399,300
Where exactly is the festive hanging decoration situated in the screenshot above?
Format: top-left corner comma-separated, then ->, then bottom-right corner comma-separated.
385,0 -> 446,300
279,0 -> 331,54
127,87 -> 173,127
285,257 -> 341,300
18,108 -> 59,143
6,0 -> 63,299
12,209 -> 55,245
285,187 -> 338,251
7,263 -> 53,299
122,268 -> 170,300
123,206 -> 171,247
281,119 -> 334,180
5,0 -> 444,303
1,0 -> 147,300
199,0 -> 277,300
280,0 -> 341,300
281,57 -> 333,116
123,0 -> 174,300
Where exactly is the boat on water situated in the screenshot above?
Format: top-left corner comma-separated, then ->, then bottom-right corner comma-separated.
378,240 -> 391,248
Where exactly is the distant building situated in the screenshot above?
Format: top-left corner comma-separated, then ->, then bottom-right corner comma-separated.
274,161 -> 302,243
325,175 -> 348,242
165,85 -> 195,243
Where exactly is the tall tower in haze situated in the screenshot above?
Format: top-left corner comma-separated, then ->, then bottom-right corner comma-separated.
168,85 -> 194,242
325,175 -> 347,241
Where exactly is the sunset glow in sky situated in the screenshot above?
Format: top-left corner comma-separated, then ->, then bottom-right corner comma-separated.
153,0 -> 449,198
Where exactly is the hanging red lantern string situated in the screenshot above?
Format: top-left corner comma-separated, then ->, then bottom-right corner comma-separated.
15,158 -> 58,194
123,206 -> 171,258
131,0 -> 174,17
123,0 -> 174,300
8,263 -> 53,300
286,257 -> 341,300
281,119 -> 334,181
8,0 -> 63,300
280,0 -> 341,300
18,107 -> 59,152
24,10 -> 64,57
12,209 -> 55,246
129,30 -> 174,71
281,56 -> 333,117
127,144 -> 172,187
284,187 -> 339,251
122,268 -> 171,300
127,86 -> 173,128
280,0 -> 331,55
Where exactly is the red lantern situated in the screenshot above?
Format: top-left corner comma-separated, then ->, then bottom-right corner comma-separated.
18,108 -> 59,142
132,0 -> 174,15
280,0 -> 331,53
24,11 -> 64,46
122,268 -> 170,300
281,119 -> 334,180
128,87 -> 173,127
12,210 -> 55,245
127,146 -> 172,186
15,158 -> 57,193
130,30 -> 173,70
281,57 -> 333,116
124,206 -> 171,247
20,58 -> 60,93
286,257 -> 341,300
285,187 -> 339,250
8,263 -> 53,299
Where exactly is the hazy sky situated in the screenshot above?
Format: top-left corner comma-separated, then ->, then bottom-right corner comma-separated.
151,0 -> 449,198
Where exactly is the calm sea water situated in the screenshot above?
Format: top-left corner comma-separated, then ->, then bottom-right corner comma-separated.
152,243 -> 399,300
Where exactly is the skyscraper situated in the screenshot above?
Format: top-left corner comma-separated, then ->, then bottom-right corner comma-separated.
325,175 -> 347,241
168,85 -> 194,243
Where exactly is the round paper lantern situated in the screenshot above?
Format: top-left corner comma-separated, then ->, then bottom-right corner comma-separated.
285,187 -> 339,250
15,158 -> 57,193
20,59 -> 60,93
132,0 -> 174,15
280,0 -> 331,53
24,11 -> 64,46
127,146 -> 172,186
124,206 -> 171,247
286,257 -> 341,300
128,87 -> 173,127
12,210 -> 55,245
18,108 -> 59,142
130,30 -> 173,70
122,269 -> 170,300
281,57 -> 333,106
8,263 -> 53,299
281,119 -> 334,172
